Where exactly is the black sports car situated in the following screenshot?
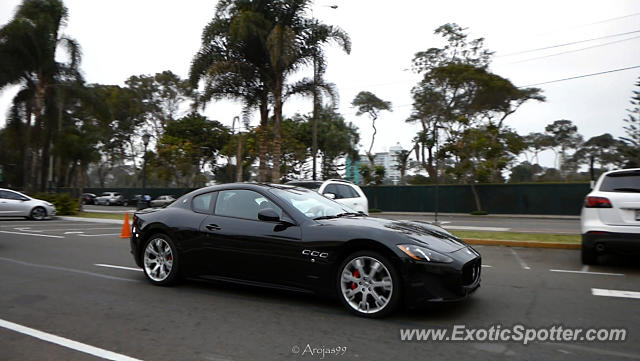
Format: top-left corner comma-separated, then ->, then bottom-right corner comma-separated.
130,183 -> 481,317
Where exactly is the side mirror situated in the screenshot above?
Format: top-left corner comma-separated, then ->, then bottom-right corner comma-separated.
258,208 -> 280,222
20,197 -> 29,202
324,192 -> 336,200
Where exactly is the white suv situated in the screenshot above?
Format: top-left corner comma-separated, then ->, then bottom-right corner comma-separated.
285,179 -> 369,215
580,168 -> 640,264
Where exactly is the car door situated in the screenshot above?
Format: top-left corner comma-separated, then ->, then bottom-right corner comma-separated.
199,189 -> 304,288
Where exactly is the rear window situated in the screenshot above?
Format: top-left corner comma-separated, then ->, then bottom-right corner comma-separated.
600,171 -> 640,192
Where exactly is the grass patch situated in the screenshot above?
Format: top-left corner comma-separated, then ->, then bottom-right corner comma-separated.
450,230 -> 580,244
73,212 -> 130,220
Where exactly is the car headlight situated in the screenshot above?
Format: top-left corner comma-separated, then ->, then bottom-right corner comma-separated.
397,244 -> 453,263
44,202 -> 54,207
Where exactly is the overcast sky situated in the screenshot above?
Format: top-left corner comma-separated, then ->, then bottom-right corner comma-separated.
1,0 -> 639,169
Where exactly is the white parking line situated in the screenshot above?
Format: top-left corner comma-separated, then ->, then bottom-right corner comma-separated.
0,318 -> 142,361
482,265 -> 493,268
78,233 -> 120,237
550,269 -> 624,277
0,257 -> 138,282
509,248 -> 530,270
0,230 -> 63,238
94,264 -> 142,272
592,288 -> 640,299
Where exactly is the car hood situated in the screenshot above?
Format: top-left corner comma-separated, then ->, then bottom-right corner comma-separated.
317,216 -> 467,253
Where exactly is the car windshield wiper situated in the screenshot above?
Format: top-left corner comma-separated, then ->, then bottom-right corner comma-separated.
612,187 -> 640,192
336,212 -> 364,217
313,215 -> 339,220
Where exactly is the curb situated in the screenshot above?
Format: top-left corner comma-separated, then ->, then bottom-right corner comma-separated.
463,238 -> 580,249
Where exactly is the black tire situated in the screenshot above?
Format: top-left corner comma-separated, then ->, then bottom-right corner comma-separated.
581,246 -> 598,265
123,200 -> 128,206
142,233 -> 181,286
29,206 -> 47,221
336,250 -> 401,318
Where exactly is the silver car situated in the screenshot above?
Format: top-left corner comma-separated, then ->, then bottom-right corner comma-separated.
0,188 -> 57,220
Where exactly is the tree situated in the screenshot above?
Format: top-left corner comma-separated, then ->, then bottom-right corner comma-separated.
0,0 -> 81,191
190,2 -> 272,181
394,150 -> 412,185
408,23 -> 543,185
351,91 -> 392,168
621,77 -> 640,166
125,71 -> 194,139
545,119 -> 583,177
446,125 -> 525,210
509,161 -> 543,183
523,132 -> 554,165
191,0 -> 349,183
572,133 -> 624,172
155,113 -> 230,187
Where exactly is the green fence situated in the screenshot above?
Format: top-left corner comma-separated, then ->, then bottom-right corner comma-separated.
361,183 -> 591,215
58,182 -> 591,215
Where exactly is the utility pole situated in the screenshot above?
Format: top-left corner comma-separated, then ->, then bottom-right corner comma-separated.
310,4 -> 338,181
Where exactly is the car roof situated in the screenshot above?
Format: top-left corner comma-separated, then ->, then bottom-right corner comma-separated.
602,168 -> 640,177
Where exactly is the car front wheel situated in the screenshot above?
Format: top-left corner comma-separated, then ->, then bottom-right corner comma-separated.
142,234 -> 180,286
29,207 -> 47,221
337,251 -> 400,318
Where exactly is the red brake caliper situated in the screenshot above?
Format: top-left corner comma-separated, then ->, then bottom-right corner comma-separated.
351,270 -> 360,289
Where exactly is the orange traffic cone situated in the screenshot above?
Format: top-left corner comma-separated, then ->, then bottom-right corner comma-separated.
120,213 -> 131,239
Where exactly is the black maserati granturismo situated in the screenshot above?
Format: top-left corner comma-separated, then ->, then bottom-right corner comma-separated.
130,183 -> 481,317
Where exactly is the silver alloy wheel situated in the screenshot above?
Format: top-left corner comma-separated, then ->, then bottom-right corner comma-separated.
143,238 -> 174,282
31,207 -> 46,221
340,256 -> 393,314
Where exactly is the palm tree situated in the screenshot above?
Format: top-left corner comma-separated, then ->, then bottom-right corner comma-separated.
351,91 -> 392,168
190,0 -> 273,181
0,0 -> 81,191
192,0 -> 349,183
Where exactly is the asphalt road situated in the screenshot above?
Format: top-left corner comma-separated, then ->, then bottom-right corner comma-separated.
84,204 -> 581,234
1,218 -> 638,361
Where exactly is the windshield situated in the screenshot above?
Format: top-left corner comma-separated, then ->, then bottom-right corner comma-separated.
270,187 -> 358,219
600,171 -> 640,192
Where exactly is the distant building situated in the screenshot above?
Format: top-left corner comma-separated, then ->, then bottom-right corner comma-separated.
349,143 -> 404,185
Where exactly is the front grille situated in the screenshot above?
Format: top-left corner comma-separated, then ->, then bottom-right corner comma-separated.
461,259 -> 481,286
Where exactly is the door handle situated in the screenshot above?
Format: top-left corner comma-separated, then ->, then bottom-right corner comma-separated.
205,224 -> 221,231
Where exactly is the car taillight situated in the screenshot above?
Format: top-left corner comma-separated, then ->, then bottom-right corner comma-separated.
584,196 -> 612,208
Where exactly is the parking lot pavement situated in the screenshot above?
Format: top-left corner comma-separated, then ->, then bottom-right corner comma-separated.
0,219 -> 638,361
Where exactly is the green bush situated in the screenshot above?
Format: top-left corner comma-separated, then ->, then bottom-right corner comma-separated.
31,193 -> 79,216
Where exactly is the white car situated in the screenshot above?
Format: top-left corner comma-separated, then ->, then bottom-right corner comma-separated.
285,179 -> 369,214
580,168 -> 640,264
0,188 -> 56,220
95,192 -> 128,206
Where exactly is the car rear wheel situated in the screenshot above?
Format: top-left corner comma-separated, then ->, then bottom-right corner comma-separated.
143,234 -> 180,286
29,207 -> 47,221
337,251 -> 400,318
581,246 -> 598,265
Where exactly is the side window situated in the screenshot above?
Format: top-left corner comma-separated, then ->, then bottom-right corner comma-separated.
336,184 -> 359,199
323,184 -> 342,199
215,190 -> 282,220
2,191 -> 22,200
192,192 -> 215,214
0,190 -> 9,199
